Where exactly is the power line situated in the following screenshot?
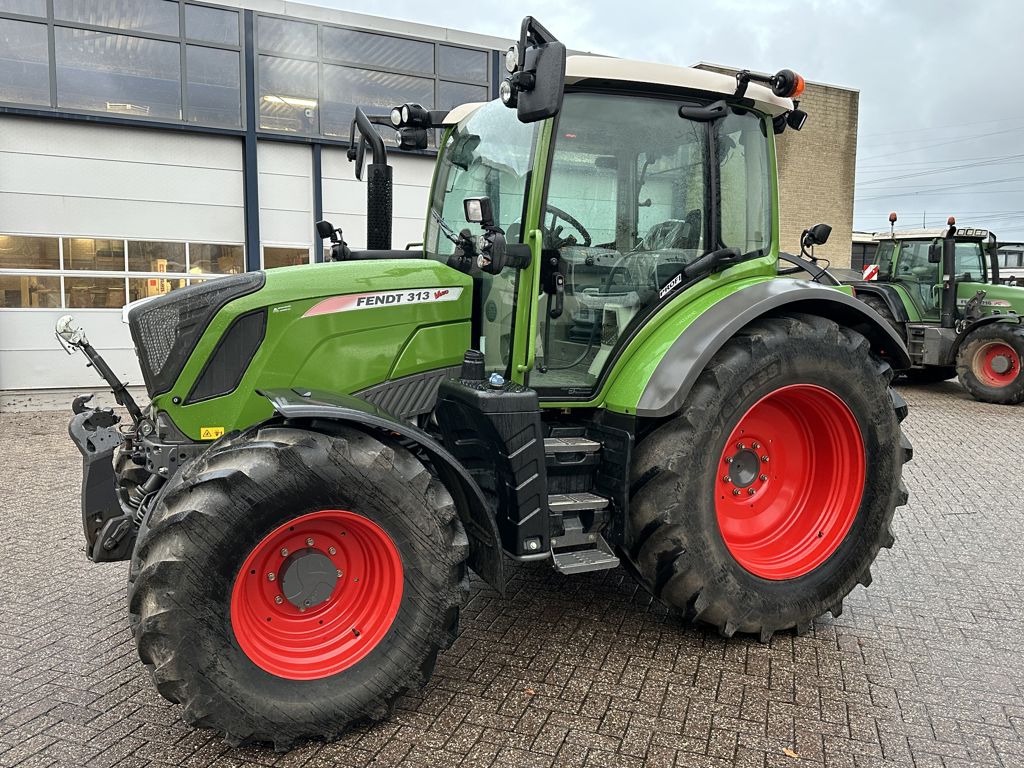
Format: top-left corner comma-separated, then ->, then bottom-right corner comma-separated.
856,155 -> 1024,186
858,114 -> 1024,140
858,127 -> 1024,161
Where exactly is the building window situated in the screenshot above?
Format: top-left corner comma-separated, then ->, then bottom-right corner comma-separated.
257,15 -> 316,58
322,27 -> 434,74
321,64 -> 433,138
64,275 -> 126,308
55,27 -> 182,118
0,235 -> 244,310
0,17 -> 50,106
63,237 -> 126,270
186,45 -> 240,127
0,274 -> 61,307
0,235 -> 59,269
437,45 -> 487,81
185,3 -> 238,46
54,0 -> 180,37
189,242 -> 243,274
438,80 -> 487,111
258,54 -> 318,133
263,246 -> 310,269
0,0 -> 46,17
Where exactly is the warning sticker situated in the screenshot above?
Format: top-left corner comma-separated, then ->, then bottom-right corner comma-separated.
302,287 -> 464,318
862,264 -> 880,281
200,426 -> 225,440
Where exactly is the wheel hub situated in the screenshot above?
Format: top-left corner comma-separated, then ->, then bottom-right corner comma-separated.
725,446 -> 765,490
280,548 -> 338,611
990,354 -> 1012,375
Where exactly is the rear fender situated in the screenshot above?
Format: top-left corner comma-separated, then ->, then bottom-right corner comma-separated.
952,314 -> 1024,363
260,387 -> 504,594
848,282 -> 912,324
633,280 -> 912,418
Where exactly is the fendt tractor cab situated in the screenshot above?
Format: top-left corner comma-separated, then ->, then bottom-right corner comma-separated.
56,18 -> 912,748
849,212 -> 1024,404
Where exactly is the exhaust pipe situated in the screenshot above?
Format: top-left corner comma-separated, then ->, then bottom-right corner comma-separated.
349,108 -> 393,251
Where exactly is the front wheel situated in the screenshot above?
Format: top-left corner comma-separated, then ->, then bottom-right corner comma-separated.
128,425 -> 469,748
626,313 -> 910,640
956,324 -> 1024,404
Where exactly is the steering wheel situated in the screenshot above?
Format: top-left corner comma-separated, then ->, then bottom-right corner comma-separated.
544,204 -> 592,249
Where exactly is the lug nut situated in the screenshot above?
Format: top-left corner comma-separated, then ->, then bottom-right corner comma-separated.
760,474 -> 769,482
761,455 -> 770,463
328,546 -> 336,555
280,548 -> 289,557
267,572 -> 275,582
737,442 -> 745,450
747,488 -> 756,496
274,595 -> 282,604
732,488 -> 741,496
306,537 -> 314,547
725,456 -> 734,464
723,475 -> 732,483
336,569 -> 343,577
752,442 -> 760,450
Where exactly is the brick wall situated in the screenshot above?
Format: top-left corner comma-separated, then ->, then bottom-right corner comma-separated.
696,65 -> 859,268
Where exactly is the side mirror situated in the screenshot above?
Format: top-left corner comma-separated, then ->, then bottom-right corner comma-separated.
928,242 -> 942,264
463,197 -> 495,228
500,17 -> 566,124
802,223 -> 832,248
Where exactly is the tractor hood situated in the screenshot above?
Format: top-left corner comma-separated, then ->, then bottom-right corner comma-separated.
133,259 -> 472,442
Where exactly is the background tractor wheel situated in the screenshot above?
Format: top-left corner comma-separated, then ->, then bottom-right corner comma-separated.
127,425 -> 469,748
860,294 -> 904,340
626,313 -> 910,640
956,324 -> 1024,404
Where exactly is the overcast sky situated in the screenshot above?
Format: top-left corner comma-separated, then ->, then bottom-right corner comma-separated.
316,0 -> 1024,240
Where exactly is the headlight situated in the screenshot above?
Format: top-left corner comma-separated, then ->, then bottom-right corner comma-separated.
504,44 -> 519,74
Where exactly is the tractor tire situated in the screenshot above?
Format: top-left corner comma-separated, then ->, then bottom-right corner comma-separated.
956,323 -> 1024,404
626,313 -> 910,640
127,424 -> 469,748
860,294 -> 904,341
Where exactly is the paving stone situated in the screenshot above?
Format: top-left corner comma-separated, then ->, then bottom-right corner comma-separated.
1,385 -> 1023,766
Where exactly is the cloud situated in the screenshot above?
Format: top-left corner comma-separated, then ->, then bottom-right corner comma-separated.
315,0 -> 1024,238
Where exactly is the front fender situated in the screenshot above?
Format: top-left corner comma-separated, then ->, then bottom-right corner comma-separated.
260,387 -> 504,594
953,313 -> 1024,362
626,280 -> 911,419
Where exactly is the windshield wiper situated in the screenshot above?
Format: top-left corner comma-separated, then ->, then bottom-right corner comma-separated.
432,209 -> 461,245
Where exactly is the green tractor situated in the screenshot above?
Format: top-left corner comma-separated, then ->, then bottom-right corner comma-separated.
57,18 -> 912,748
849,213 -> 1024,404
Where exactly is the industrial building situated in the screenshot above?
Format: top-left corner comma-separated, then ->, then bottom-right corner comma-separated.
0,0 -> 859,399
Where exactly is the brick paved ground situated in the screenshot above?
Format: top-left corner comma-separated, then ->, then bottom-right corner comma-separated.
2,382 -> 1023,768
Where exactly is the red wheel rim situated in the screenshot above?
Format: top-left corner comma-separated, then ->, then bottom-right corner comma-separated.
972,341 -> 1020,388
230,509 -> 403,680
715,384 -> 866,580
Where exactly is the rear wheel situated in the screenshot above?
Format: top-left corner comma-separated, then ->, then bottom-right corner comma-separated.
626,313 -> 910,639
956,324 -> 1024,404
128,425 -> 468,748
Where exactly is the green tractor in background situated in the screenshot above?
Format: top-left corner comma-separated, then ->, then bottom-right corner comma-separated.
848,213 -> 1024,404
57,18 -> 912,748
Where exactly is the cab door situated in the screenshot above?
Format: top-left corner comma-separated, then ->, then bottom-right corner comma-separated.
892,239 -> 941,321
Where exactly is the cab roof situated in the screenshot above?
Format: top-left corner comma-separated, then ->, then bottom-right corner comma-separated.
443,54 -> 795,125
871,226 -> 991,241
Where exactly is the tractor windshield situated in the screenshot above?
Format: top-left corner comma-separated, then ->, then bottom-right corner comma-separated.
426,100 -> 540,372
531,91 -> 772,392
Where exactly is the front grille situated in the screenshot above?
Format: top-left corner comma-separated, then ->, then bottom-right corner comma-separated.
128,272 -> 265,397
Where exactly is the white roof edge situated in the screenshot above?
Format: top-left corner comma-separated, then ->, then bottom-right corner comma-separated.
869,227 -> 990,240
692,61 -> 860,94
442,102 -> 487,125
565,55 -> 793,116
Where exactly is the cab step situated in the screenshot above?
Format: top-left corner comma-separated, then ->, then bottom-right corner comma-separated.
551,535 -> 619,575
543,436 -> 602,455
548,491 -> 619,575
